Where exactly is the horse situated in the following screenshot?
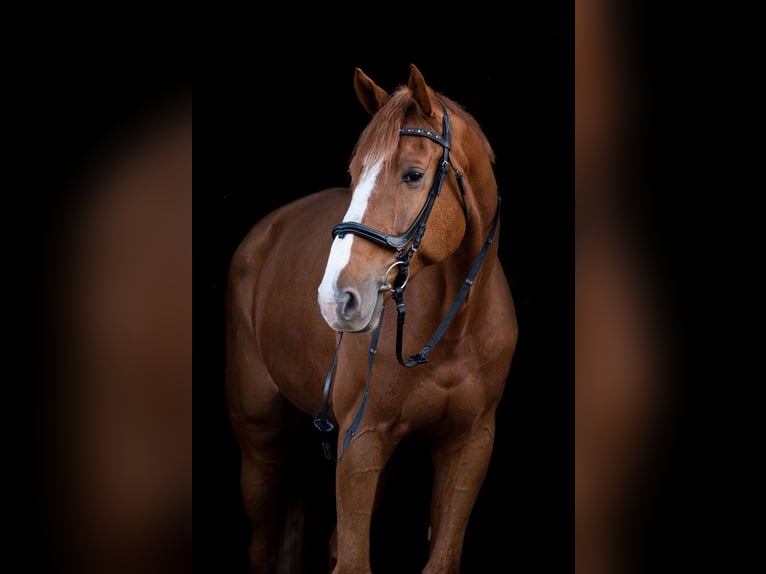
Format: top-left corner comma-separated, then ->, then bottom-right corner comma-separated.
226,64 -> 518,574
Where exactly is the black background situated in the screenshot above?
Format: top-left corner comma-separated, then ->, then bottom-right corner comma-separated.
1,18 -> 575,572
7,5 -> 759,574
198,16 -> 574,574
4,9 -> 574,574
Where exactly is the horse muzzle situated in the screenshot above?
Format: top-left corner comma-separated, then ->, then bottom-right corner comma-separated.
318,282 -> 385,333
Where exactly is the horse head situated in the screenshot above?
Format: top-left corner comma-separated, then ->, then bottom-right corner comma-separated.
318,64 -> 496,333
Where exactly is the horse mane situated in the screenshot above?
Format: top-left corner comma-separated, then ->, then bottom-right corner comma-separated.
349,87 -> 495,184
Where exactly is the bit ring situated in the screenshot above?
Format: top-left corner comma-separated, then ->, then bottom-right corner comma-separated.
378,260 -> 409,292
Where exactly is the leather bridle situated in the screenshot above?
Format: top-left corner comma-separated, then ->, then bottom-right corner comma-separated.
314,99 -> 501,461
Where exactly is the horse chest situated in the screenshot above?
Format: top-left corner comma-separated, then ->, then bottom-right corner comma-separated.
371,356 -> 490,434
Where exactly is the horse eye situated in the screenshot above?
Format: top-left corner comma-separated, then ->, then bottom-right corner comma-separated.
403,170 -> 424,184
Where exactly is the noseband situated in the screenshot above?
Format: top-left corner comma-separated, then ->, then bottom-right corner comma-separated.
314,99 -> 501,462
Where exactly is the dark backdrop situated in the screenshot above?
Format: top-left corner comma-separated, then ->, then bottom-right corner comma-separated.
198,22 -> 573,574
6,6 -> 754,573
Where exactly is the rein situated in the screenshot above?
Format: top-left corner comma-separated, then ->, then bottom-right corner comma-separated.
314,306 -> 385,463
314,100 -> 501,461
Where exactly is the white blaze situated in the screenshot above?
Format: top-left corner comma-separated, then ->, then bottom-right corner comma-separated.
318,160 -> 381,324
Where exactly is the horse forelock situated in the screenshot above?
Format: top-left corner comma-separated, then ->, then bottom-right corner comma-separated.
349,89 -> 410,183
348,89 -> 495,186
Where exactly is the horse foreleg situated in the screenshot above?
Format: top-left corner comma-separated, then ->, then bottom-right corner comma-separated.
232,405 -> 294,574
328,453 -> 391,572
228,365 -> 297,574
332,428 -> 398,574
424,412 -> 496,574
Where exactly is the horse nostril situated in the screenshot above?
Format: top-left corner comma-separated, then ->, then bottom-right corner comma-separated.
337,288 -> 361,321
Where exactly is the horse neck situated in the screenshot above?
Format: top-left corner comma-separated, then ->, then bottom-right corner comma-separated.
456,149 -> 499,269
429,160 -> 500,324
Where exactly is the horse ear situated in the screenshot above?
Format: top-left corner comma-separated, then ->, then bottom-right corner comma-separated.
407,63 -> 434,117
354,68 -> 389,116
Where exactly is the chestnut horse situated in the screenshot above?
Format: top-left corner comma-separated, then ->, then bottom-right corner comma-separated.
226,64 -> 517,573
